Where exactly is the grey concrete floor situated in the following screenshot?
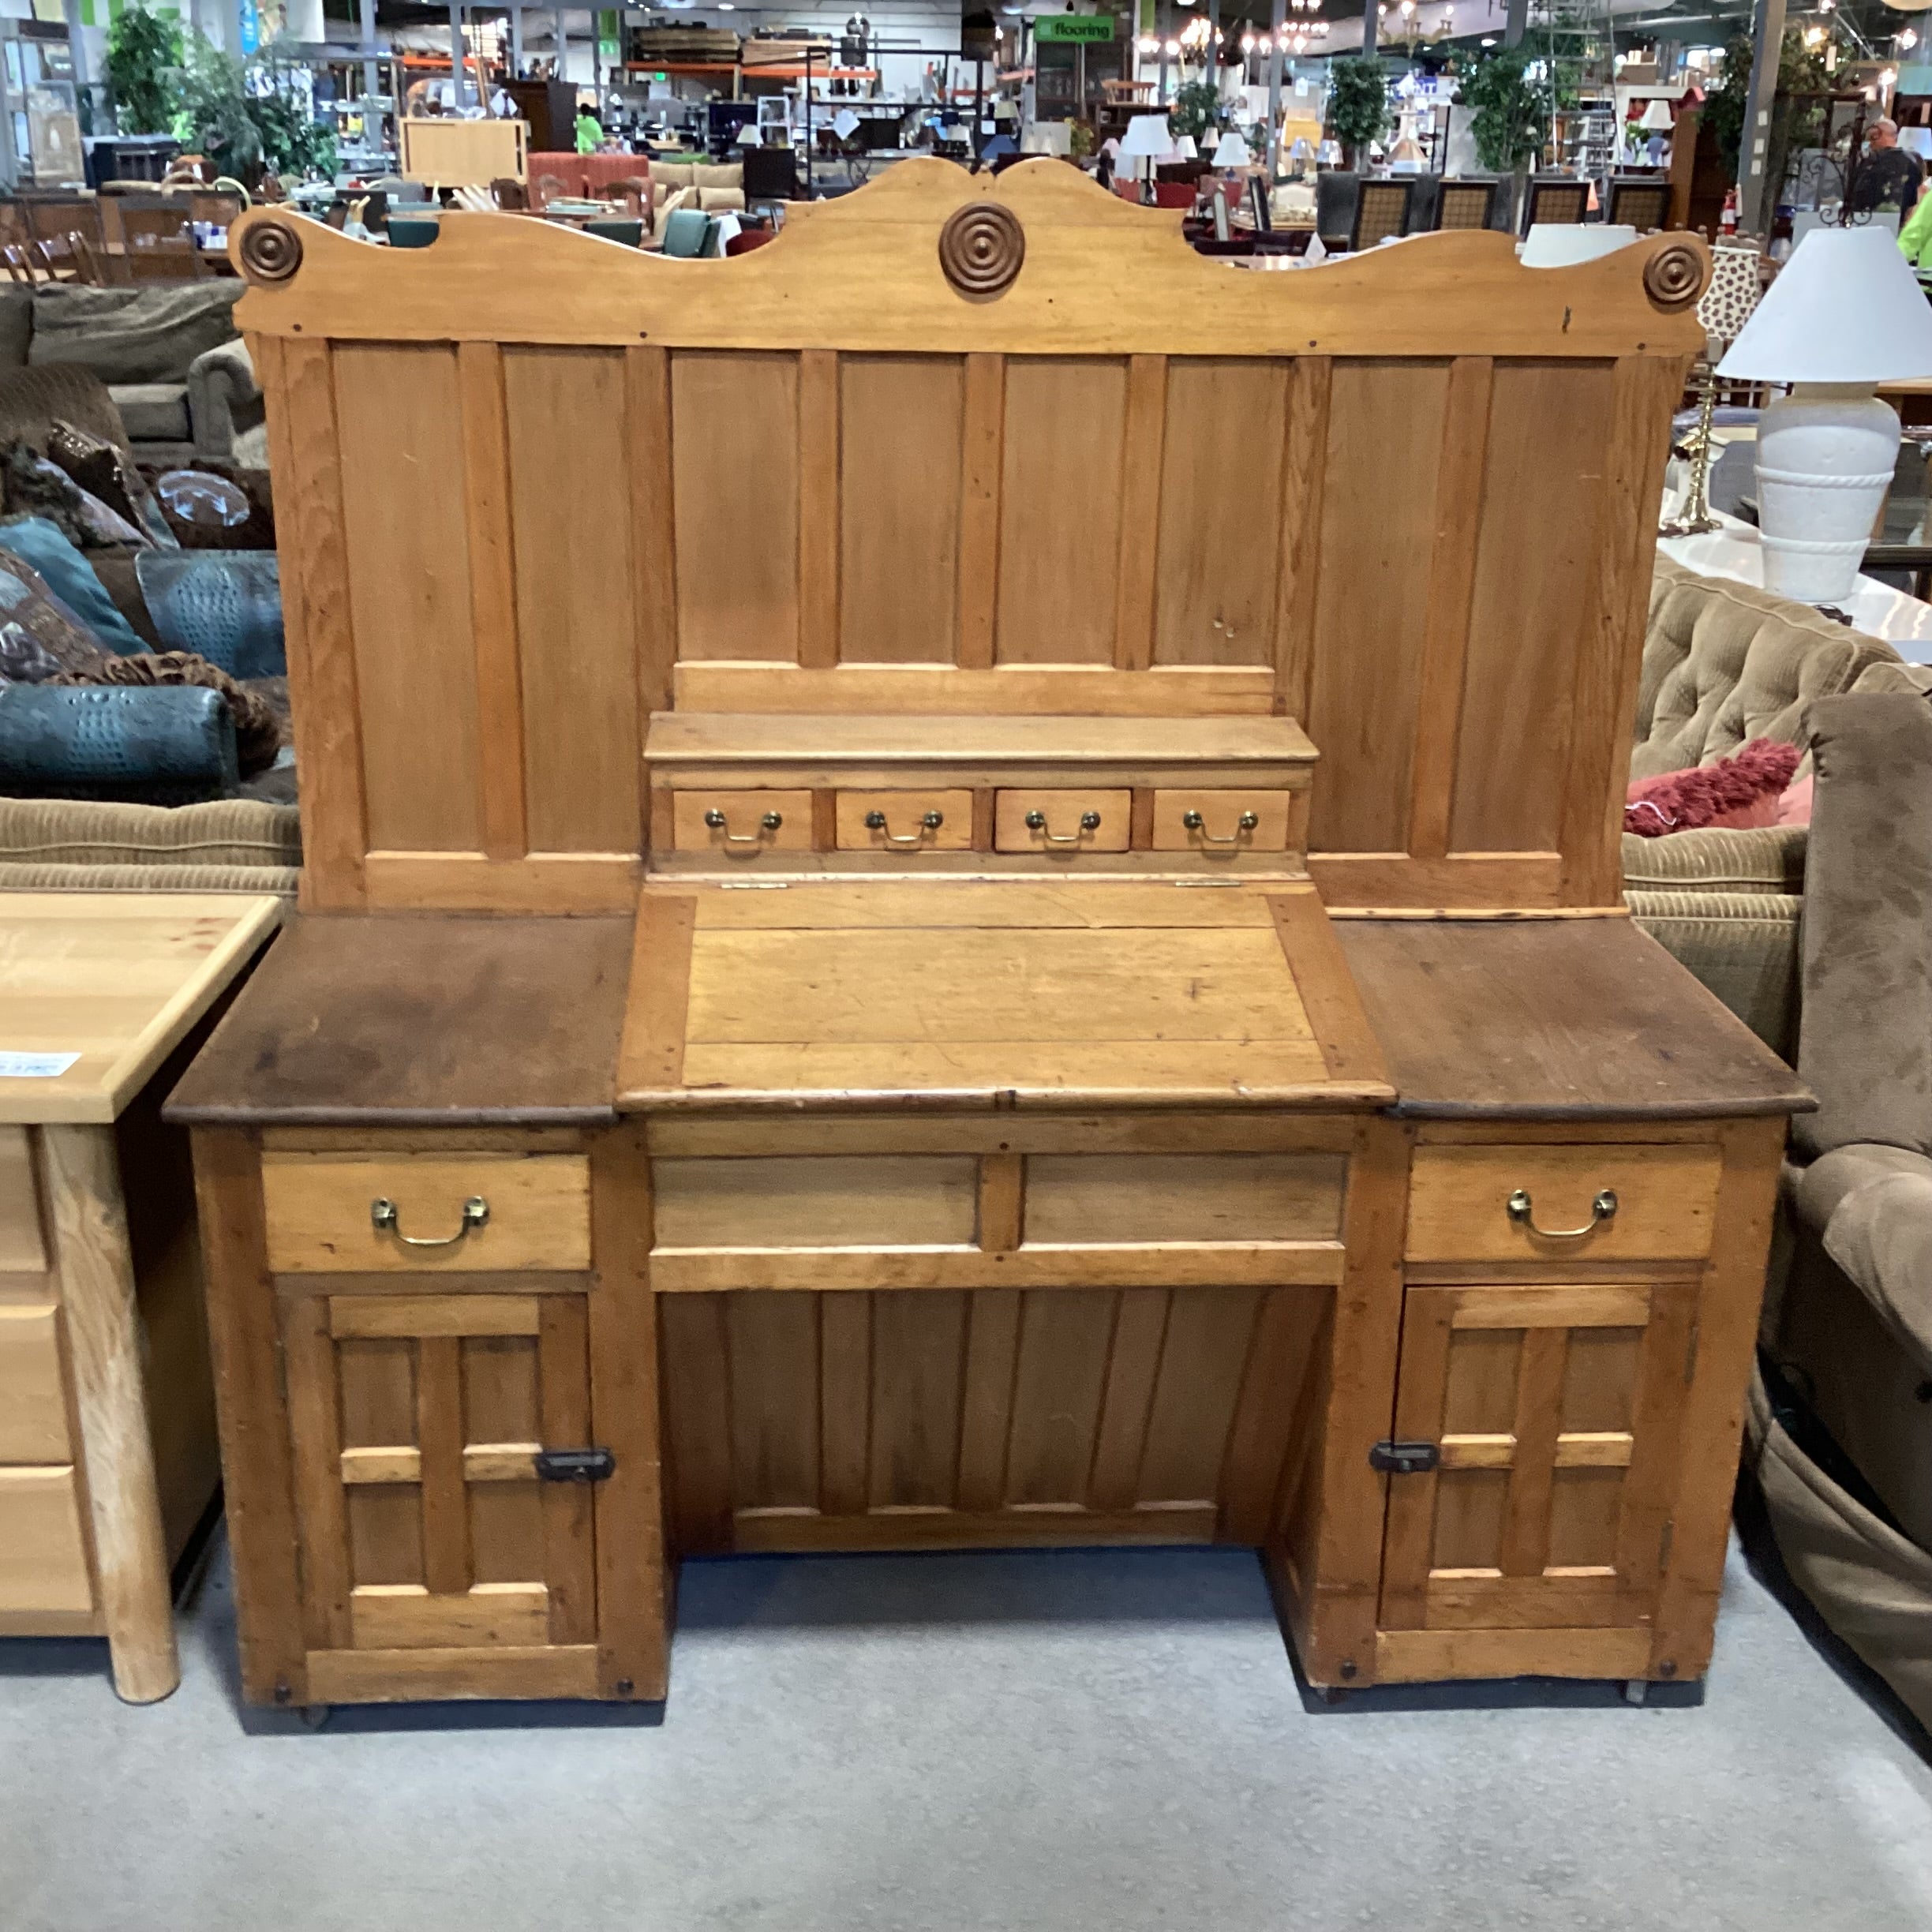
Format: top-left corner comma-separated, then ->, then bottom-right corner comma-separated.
3,1531 -> 1930,1932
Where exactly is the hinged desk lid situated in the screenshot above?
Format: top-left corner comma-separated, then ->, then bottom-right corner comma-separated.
618,881 -> 1392,1112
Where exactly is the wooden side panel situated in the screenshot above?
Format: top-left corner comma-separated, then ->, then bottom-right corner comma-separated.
996,358 -> 1127,665
1451,360 -> 1616,855
839,354 -> 964,664
671,350 -> 800,661
1305,360 -> 1450,854
332,343 -> 482,855
503,346 -> 642,852
1152,359 -> 1288,668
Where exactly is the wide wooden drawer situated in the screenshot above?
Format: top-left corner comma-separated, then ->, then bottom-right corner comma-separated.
1024,1154 -> 1345,1244
834,790 -> 975,853
1405,1144 -> 1723,1264
261,1152 -> 593,1274
653,1155 -> 979,1250
672,789 -> 813,854
0,1301 -> 70,1462
1149,789 -> 1297,855
994,789 -> 1132,854
0,1465 -> 93,1615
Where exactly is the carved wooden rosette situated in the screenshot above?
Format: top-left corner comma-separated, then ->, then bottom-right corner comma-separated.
938,201 -> 1025,299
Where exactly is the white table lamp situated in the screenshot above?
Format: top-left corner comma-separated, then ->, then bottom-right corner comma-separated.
1173,133 -> 1198,160
1717,226 -> 1932,602
1638,99 -> 1674,133
1211,129 -> 1250,168
1119,114 -> 1176,203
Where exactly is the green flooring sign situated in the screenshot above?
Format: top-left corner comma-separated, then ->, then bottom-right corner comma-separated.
1035,15 -> 1117,42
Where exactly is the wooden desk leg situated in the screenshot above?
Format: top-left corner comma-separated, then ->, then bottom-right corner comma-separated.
43,1125 -> 178,1705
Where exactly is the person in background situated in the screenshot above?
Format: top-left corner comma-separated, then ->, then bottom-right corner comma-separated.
1899,172 -> 1932,268
575,103 -> 605,155
1850,117 -> 1926,215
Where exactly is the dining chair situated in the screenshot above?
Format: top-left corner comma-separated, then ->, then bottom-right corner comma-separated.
1432,178 -> 1498,231
1605,177 -> 1671,232
1352,177 -> 1414,248
118,207 -> 205,281
1522,177 -> 1588,233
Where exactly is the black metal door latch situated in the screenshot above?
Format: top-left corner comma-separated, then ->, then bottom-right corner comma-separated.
1368,1440 -> 1440,1475
534,1447 -> 617,1483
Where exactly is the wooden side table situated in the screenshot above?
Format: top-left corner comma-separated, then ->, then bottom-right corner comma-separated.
0,892 -> 279,1702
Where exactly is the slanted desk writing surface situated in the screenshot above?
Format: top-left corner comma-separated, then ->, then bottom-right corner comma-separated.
165,163 -> 1814,1710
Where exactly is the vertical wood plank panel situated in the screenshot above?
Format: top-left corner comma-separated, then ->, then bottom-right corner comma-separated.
1272,356 -> 1331,723
1452,358 -> 1616,857
977,1151 -> 1024,1251
1135,1286 -> 1263,1503
726,1291 -> 821,1509
798,347 -> 841,668
1219,1286 -> 1328,1545
416,1335 -> 470,1595
819,1292 -> 871,1515
282,1293 -> 351,1651
1002,1290 -> 1114,1506
1499,1327 -> 1567,1578
659,1292 -> 732,1552
260,334 -> 367,908
1111,353 -> 1166,671
956,351 -> 1005,669
1152,358 -> 1288,668
1377,1286 -> 1453,1630
1613,1278 -> 1696,1593
1558,353 -> 1687,904
996,358 -> 1128,664
588,1123 -> 668,1698
839,355 -> 963,663
503,346 -> 642,853
672,350 -> 800,661
955,1288 -> 1020,1511
335,343 -> 485,858
1306,360 -> 1450,852
626,344 -> 679,716
537,1294 -> 596,1644
867,1290 -> 967,1509
1088,1288 -> 1170,1511
1406,355 -> 1493,861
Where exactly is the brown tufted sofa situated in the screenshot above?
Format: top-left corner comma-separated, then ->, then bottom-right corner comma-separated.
1624,556 -> 1932,1056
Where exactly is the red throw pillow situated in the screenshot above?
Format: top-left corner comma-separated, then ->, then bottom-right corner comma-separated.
1624,737 -> 1803,837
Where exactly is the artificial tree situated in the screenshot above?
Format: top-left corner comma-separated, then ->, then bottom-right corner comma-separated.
105,4 -> 183,137
1327,56 -> 1389,171
1456,46 -> 1553,174
1168,78 -> 1225,148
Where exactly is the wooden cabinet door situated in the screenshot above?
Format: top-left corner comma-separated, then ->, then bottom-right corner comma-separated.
283,1290 -> 601,1689
1379,1280 -> 1695,1632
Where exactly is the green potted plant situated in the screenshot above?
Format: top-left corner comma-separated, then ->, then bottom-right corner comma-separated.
105,4 -> 183,137
1168,78 -> 1224,149
1326,55 -> 1389,170
1455,46 -> 1554,174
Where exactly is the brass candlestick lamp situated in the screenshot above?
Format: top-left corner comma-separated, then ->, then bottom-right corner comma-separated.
1660,237 -> 1765,539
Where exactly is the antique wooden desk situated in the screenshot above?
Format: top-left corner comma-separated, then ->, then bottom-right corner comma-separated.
166,165 -> 1809,1709
0,891 -> 279,1702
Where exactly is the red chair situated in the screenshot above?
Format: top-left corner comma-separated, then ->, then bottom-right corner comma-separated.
724,228 -> 775,256
1152,181 -> 1196,211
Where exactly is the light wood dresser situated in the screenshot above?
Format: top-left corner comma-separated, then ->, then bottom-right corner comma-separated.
1,891 -> 279,1701
163,167 -> 1810,1711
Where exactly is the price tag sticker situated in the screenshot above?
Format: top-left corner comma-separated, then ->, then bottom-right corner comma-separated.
0,1051 -> 80,1078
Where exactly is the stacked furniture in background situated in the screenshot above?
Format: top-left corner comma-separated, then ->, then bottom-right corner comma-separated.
163,174 -> 1810,1717
1750,692 -> 1932,1733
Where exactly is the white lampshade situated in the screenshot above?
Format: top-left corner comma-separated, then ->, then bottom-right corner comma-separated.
1520,224 -> 1638,268
1120,115 -> 1176,160
1212,129 -> 1249,167
1638,98 -> 1674,132
736,123 -> 761,145
1174,133 -> 1198,159
1717,226 -> 1932,383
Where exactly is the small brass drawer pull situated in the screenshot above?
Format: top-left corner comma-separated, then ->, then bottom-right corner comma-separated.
864,807 -> 944,849
1182,807 -> 1260,848
371,1196 -> 489,1249
1506,1188 -> 1618,1241
1024,807 -> 1103,846
703,807 -> 783,846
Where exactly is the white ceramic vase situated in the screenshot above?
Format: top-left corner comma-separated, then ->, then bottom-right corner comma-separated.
1754,382 -> 1900,604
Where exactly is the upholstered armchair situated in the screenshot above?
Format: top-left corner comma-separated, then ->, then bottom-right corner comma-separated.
184,336 -> 264,466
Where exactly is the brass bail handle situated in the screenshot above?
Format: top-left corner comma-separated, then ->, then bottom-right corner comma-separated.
1182,808 -> 1260,848
1506,1188 -> 1617,1241
865,807 -> 943,849
1025,808 -> 1102,846
704,807 -> 783,847
371,1196 -> 490,1248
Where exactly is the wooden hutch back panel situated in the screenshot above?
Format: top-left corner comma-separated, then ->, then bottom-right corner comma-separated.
236,163 -> 1702,913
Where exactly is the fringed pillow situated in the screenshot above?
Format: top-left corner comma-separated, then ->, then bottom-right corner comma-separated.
1624,737 -> 1803,838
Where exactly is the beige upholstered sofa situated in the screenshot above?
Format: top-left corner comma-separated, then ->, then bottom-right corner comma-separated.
0,796 -> 300,893
646,160 -> 747,234
1624,557 -> 1932,1057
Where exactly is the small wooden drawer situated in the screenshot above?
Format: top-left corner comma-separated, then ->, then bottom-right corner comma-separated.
1405,1144 -> 1724,1264
0,1465 -> 93,1615
994,789 -> 1132,854
261,1152 -> 593,1274
653,1155 -> 979,1251
672,790 -> 814,855
835,790 -> 976,853
1150,789 -> 1297,855
0,1302 -> 70,1462
1024,1154 -> 1346,1245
